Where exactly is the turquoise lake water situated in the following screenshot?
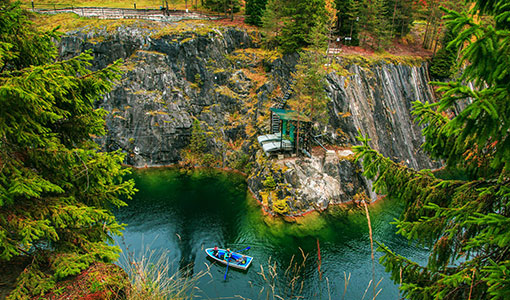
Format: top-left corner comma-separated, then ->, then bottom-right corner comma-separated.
114,168 -> 428,299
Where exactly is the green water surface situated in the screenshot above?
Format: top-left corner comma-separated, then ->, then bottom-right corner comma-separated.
114,168 -> 427,299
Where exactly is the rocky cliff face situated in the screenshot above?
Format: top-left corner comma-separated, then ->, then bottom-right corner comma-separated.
247,59 -> 440,214
60,23 -> 439,215
326,62 -> 440,170
60,24 -> 255,166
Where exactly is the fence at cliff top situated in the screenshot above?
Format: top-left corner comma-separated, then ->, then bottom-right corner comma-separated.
33,6 -> 226,22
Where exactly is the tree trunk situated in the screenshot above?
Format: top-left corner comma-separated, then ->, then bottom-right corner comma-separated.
432,22 -> 443,57
423,0 -> 437,48
428,19 -> 439,50
391,0 -> 397,37
230,0 -> 234,21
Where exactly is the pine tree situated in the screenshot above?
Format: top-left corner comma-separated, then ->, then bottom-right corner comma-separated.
354,0 -> 510,299
279,0 -> 329,53
429,24 -> 458,79
286,0 -> 333,126
341,0 -> 362,45
189,119 -> 207,155
203,0 -> 241,14
261,0 -> 286,49
353,0 -> 391,50
335,0 -> 353,38
288,50 -> 330,125
245,0 -> 268,26
0,2 -> 136,298
261,0 -> 329,53
385,0 -> 415,38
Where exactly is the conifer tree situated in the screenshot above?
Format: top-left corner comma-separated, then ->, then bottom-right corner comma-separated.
261,0 -> 329,53
287,7 -> 333,127
261,0 -> 286,49
245,0 -> 268,26
385,0 -> 415,37
279,0 -> 329,53
0,2 -> 135,298
429,23 -> 458,79
340,0 -> 362,45
352,0 -> 391,49
354,0 -> 510,299
203,0 -> 241,14
288,50 -> 330,125
335,0 -> 354,39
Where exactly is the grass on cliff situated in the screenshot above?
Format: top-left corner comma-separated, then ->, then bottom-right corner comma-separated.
21,0 -> 203,10
337,53 -> 427,67
32,10 -> 256,37
33,12 -> 147,32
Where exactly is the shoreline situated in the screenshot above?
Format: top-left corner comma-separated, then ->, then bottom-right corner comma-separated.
127,163 -> 386,219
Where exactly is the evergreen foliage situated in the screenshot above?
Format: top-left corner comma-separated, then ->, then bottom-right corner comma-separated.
351,0 -> 392,50
261,0 -> 329,53
245,0 -> 267,26
429,24 -> 457,79
336,0 -> 416,47
385,0 -> 414,37
286,0 -> 333,126
336,0 -> 360,45
203,0 -> 241,14
260,0 -> 286,49
288,50 -> 330,125
189,119 -> 207,155
280,0 -> 329,53
354,0 -> 510,298
180,119 -> 218,167
0,2 -> 136,298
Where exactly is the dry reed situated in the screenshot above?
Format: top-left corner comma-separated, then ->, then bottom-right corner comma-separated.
118,243 -> 207,300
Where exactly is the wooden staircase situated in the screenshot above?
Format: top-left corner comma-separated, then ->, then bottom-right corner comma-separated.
271,81 -> 294,133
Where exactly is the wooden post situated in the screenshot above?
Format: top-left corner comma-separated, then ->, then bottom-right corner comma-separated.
317,238 -> 322,280
230,0 -> 234,21
296,120 -> 299,156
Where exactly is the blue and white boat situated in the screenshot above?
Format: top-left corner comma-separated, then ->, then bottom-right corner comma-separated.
205,248 -> 253,270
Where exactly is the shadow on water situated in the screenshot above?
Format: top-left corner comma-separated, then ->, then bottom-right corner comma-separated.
114,168 -> 428,299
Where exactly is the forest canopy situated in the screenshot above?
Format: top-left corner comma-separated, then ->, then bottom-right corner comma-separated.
247,0 -> 468,52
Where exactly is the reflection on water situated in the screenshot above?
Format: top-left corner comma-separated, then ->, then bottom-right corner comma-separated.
114,168 -> 427,299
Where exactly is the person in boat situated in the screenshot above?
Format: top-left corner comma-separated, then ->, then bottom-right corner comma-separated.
236,255 -> 247,265
212,246 -> 219,257
225,248 -> 232,261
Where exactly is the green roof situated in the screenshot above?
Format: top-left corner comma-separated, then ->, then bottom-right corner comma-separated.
270,108 -> 311,122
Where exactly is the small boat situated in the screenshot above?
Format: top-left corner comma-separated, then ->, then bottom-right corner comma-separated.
205,248 -> 253,270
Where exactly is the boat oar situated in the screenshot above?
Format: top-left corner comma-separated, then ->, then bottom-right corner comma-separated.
223,247 -> 250,280
224,257 -> 230,280
235,246 -> 251,252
